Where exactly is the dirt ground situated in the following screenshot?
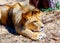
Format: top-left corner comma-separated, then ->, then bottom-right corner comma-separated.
0,10 -> 60,43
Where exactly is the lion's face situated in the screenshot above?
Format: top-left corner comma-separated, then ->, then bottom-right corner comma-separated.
21,9 -> 44,32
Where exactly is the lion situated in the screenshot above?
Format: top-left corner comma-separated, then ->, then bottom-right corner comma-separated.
0,3 -> 46,40
12,3 -> 45,40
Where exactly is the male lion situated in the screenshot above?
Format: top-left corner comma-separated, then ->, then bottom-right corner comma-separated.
0,3 -> 46,40
12,3 -> 45,40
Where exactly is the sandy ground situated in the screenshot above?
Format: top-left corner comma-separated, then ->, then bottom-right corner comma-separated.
0,10 -> 60,43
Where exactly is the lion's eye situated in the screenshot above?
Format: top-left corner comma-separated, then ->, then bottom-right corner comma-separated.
41,26 -> 43,28
33,21 -> 37,22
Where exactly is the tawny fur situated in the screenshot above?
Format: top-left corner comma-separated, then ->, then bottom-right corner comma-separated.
0,5 -> 11,25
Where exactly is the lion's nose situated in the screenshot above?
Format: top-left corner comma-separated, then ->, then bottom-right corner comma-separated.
40,26 -> 44,32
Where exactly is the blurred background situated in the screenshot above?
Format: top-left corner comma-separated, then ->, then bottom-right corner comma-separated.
0,0 -> 60,11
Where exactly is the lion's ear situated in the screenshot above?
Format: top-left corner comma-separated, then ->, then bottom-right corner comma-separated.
0,5 -> 11,25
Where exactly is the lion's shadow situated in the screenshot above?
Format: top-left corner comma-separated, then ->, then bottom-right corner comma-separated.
5,25 -> 19,35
